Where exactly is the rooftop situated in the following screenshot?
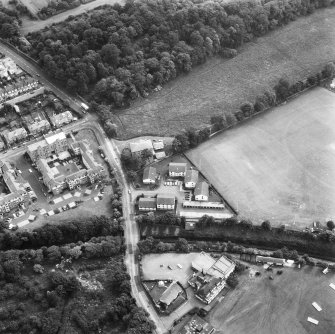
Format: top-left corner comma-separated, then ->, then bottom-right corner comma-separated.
185,169 -> 199,184
175,314 -> 215,334
129,139 -> 153,153
157,194 -> 175,206
159,281 -> 182,305
143,166 -> 157,181
194,182 -> 209,197
139,197 -> 157,209
169,162 -> 187,173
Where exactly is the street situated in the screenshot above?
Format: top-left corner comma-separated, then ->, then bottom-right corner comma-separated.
0,41 -> 166,334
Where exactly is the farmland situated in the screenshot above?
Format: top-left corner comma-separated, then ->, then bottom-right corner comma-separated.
209,266 -> 335,334
116,6 -> 335,138
186,87 -> 335,227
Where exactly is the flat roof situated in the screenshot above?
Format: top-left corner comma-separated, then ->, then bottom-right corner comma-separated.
45,131 -> 66,144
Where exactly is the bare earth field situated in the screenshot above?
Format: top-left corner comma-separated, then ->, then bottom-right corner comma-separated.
116,7 -> 335,138
186,87 -> 335,227
209,266 -> 335,334
20,0 -> 124,34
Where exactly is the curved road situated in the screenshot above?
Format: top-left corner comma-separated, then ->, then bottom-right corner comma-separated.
0,41 -> 167,334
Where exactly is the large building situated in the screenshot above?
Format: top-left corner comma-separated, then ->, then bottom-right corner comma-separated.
172,314 -> 215,334
138,197 -> 157,211
129,139 -> 153,156
143,166 -> 157,184
24,112 -> 51,136
27,131 -> 69,161
194,182 -> 209,201
0,161 -> 35,213
28,132 -> 105,195
157,194 -> 175,210
188,252 -> 235,304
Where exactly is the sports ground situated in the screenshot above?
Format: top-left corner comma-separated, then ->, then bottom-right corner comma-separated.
209,266 -> 335,334
186,88 -> 335,227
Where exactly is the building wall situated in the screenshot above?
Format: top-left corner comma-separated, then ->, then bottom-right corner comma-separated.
143,178 -> 155,184
195,194 -> 208,202
185,181 -> 196,188
169,171 -> 185,177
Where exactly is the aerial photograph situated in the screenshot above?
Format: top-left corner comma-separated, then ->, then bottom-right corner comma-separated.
0,0 -> 335,333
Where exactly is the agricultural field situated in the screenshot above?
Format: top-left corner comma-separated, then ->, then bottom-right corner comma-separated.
186,87 -> 335,227
20,0 -> 125,34
209,266 -> 335,334
116,7 -> 335,138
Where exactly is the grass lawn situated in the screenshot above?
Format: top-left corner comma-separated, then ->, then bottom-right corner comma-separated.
186,87 -> 335,227
209,266 -> 335,334
115,7 -> 335,138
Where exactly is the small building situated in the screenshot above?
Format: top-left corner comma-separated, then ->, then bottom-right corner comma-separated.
129,139 -> 153,156
194,182 -> 209,201
2,127 -> 28,145
155,151 -> 166,160
172,314 -> 215,334
138,197 -> 157,211
255,256 -> 285,266
169,162 -> 187,177
184,169 -> 199,189
152,140 -> 164,151
143,166 -> 157,184
157,194 -> 175,210
50,110 -> 73,127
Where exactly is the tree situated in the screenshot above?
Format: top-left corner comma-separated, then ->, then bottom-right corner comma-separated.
175,238 -> 189,253
227,272 -> 239,288
33,264 -> 44,274
327,220 -> 335,230
322,62 -> 335,78
261,220 -> 271,231
240,102 -> 254,117
172,133 -> 189,153
274,78 -> 290,101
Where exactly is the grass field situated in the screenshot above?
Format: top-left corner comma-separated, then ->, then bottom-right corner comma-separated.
20,0 -> 50,14
115,7 -> 335,138
209,266 -> 335,334
186,87 -> 335,227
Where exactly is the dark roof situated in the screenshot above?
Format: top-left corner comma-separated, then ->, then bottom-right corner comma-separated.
197,277 -> 222,299
157,194 -> 175,206
159,281 -> 182,305
138,197 -> 157,208
185,169 -> 199,184
169,162 -> 187,173
194,182 -> 209,197
143,166 -> 157,181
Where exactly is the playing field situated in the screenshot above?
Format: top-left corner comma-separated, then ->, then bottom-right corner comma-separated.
186,87 -> 335,227
116,7 -> 335,138
209,266 -> 335,334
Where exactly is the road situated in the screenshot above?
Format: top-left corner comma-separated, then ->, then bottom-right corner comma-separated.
0,41 -> 167,333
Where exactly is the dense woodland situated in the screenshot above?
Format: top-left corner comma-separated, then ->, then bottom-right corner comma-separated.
25,0 -> 335,109
0,215 -> 154,334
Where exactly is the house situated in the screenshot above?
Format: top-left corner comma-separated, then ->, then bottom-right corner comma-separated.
24,112 -> 51,136
50,110 -> 73,127
0,161 -> 32,213
158,281 -> 183,309
138,197 -> 157,211
169,162 -> 187,177
143,166 -> 157,184
157,194 -> 175,210
184,169 -> 199,188
188,252 -> 235,304
194,182 -> 209,201
155,151 -> 166,160
172,314 -> 215,334
2,127 -> 28,145
129,139 -> 153,156
255,256 -> 285,266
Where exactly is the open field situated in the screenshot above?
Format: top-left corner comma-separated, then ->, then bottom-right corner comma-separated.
20,0 -> 50,15
20,0 -> 125,34
115,7 -> 335,138
209,266 -> 335,334
186,87 -> 335,227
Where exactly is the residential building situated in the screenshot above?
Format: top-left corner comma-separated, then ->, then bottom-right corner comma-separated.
129,139 -> 153,156
194,182 -> 209,201
184,169 -> 199,188
169,162 -> 187,177
138,197 -> 157,211
2,127 -> 28,145
143,166 -> 157,184
157,194 -> 175,210
159,281 -> 183,309
155,151 -> 166,160
0,161 -> 33,213
24,112 -> 51,135
152,140 -> 164,151
0,57 -> 23,79
172,314 -> 215,334
188,252 -> 235,304
27,131 -> 69,161
37,140 -> 105,195
50,110 -> 73,127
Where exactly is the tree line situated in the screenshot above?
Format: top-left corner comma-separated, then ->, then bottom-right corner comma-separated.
173,62 -> 335,153
25,0 -> 335,110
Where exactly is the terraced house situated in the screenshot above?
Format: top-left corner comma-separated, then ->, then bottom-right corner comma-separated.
2,127 -> 28,146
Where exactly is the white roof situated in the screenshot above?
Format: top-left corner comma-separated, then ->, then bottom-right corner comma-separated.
40,209 -> 47,214
312,302 -> 322,312
68,201 -> 76,208
85,189 -> 92,195
93,196 -> 100,201
53,197 -> 63,204
63,193 -> 73,200
48,210 -> 55,216
58,151 -> 71,160
74,192 -> 81,197
129,139 -> 153,153
28,215 -> 36,221
307,317 -> 319,325
18,220 -> 30,228
45,131 -> 66,145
